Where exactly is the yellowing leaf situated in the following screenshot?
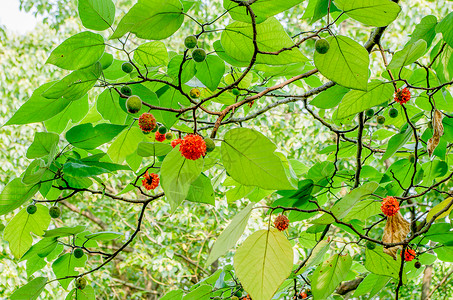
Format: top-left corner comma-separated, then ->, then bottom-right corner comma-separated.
426,197 -> 453,222
234,229 -> 293,300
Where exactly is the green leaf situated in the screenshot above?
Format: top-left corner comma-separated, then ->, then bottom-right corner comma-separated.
334,0 -> 401,27
206,203 -> 254,265
186,174 -> 215,205
66,123 -> 127,150
183,285 -> 212,300
221,17 -> 308,65
4,204 -> 51,258
353,273 -> 390,298
26,132 -> 59,159
426,197 -> 453,222
382,128 -> 412,161
134,41 -> 169,67
137,142 -> 173,157
65,285 -> 95,300
110,0 -> 184,40
335,81 -> 394,119
387,40 -> 427,70
45,95 -> 90,134
305,239 -> 330,269
303,0 -> 340,24
52,253 -> 87,289
4,82 -> 72,126
365,247 -> 404,280
167,55 -> 197,84
221,128 -> 294,190
343,199 -> 381,222
46,32 -> 105,70
63,161 -> 110,177
161,290 -> 183,300
96,89 -> 127,125
234,229 -> 293,300
42,63 -> 102,101
22,159 -> 47,185
314,35 -> 370,91
434,246 -> 453,262
311,254 -> 352,299
107,126 -> 143,163
21,237 -> 58,260
224,0 -> 304,23
437,11 -> 453,48
195,55 -> 225,91
10,277 -> 47,300
407,15 -> 437,47
443,117 -> 453,142
43,225 -> 86,238
78,0 -> 115,31
160,147 -> 204,211
0,178 -> 40,216
84,231 -> 123,241
310,85 -> 349,109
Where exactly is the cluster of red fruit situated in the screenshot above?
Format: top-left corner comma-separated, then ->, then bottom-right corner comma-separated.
380,196 -> 400,217
274,214 -> 289,231
394,87 -> 411,105
401,248 -> 417,262
142,171 -> 159,191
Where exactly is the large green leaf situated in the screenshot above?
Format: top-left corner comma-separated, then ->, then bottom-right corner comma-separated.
334,0 -> 401,27
167,54 -> 197,84
407,15 -> 437,47
4,82 -> 72,126
303,0 -> 340,24
206,203 -> 254,265
221,128 -> 295,190
365,247 -> 405,280
107,126 -> 143,163
45,95 -> 90,134
387,40 -> 427,70
136,142 -> 173,157
221,17 -> 308,65
4,204 -> 51,258
343,199 -> 381,222
310,85 -> 349,109
335,81 -> 394,119
22,159 -> 47,185
52,253 -> 88,289
78,0 -> 115,31
160,147 -> 204,211
183,285 -> 212,300
186,174 -> 215,205
110,0 -> 184,40
311,254 -> 352,299
43,225 -> 87,238
195,55 -> 225,91
66,123 -> 126,150
65,285 -> 96,300
42,63 -> 102,101
26,132 -> 59,159
234,229 -> 293,300
224,0 -> 304,23
353,273 -> 390,298
46,32 -> 105,70
10,277 -> 48,300
133,41 -> 169,67
437,11 -> 453,48
96,89 -> 127,125
382,128 -> 412,161
426,197 -> 453,222
0,178 -> 40,216
314,35 -> 369,91
63,161 -> 111,177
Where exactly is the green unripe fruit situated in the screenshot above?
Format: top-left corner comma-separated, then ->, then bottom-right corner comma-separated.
184,36 -> 197,49
27,204 -> 37,215
365,108 -> 374,118
409,153 -> 415,163
158,127 -> 167,134
366,241 -> 376,250
49,206 -> 61,218
189,88 -> 201,99
315,39 -> 330,54
204,138 -> 215,153
151,126 -> 158,132
75,277 -> 87,290
414,261 -> 421,269
99,53 -> 113,70
73,248 -> 84,259
231,297 -> 239,300
126,95 -> 142,114
377,115 -> 385,125
232,88 -> 240,96
121,62 -> 134,73
120,85 -> 132,96
389,107 -> 398,118
165,132 -> 173,140
192,48 -> 207,62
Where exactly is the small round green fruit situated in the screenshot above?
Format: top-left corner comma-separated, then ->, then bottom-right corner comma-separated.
126,95 -> 142,114
231,297 -> 239,300
365,108 -> 374,118
73,248 -> 84,259
377,115 -> 386,125
315,39 -> 330,54
389,107 -> 398,118
408,154 -> 415,163
121,62 -> 134,73
158,127 -> 167,134
184,36 -> 197,49
27,204 -> 37,215
232,88 -> 240,96
204,138 -> 215,153
189,88 -> 201,99
151,126 -> 158,133
366,241 -> 376,250
120,85 -> 132,97
49,206 -> 61,218
75,277 -> 87,290
165,132 -> 173,140
192,48 -> 207,63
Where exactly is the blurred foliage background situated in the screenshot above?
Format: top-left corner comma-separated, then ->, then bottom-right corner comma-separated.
1,0 -> 452,299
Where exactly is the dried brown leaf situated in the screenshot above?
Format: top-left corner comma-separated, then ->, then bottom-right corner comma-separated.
433,109 -> 444,137
382,212 -> 410,259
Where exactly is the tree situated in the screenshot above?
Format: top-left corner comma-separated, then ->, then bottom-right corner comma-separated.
1,0 -> 453,299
